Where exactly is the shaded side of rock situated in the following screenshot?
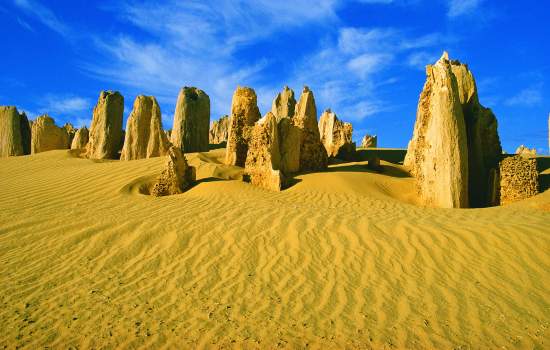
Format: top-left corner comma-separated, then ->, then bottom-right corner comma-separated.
271,86 -> 296,121
450,60 -> 502,207
404,52 -> 469,208
245,112 -> 285,191
31,115 -> 70,154
171,87 -> 210,153
0,106 -> 26,157
361,134 -> 377,148
209,115 -> 229,144
71,127 -> 89,149
120,95 -> 170,160
318,109 -> 355,159
19,112 -> 31,155
499,155 -> 538,205
293,86 -> 328,171
225,86 -> 261,167
151,146 -> 196,196
64,123 -> 76,147
87,91 -> 124,159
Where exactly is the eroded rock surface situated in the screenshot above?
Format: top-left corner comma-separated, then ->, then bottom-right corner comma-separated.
120,96 -> 170,160
499,155 -> 539,205
404,52 -> 469,208
271,86 -> 296,121
245,112 -> 285,191
171,87 -> 210,153
225,87 -> 261,167
293,86 -> 327,171
31,115 -> 70,154
0,106 -> 30,157
404,52 -> 502,208
87,91 -> 124,159
515,145 -> 537,156
209,115 -> 229,144
151,146 -> 196,196
71,127 -> 89,149
318,109 -> 355,159
361,134 -> 377,148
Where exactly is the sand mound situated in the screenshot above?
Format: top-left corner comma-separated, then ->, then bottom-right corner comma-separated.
0,149 -> 548,349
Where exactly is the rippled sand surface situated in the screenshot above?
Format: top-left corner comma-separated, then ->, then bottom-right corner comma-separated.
1,149 -> 548,349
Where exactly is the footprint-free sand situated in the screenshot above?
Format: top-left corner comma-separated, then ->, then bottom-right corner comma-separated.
1,149 -> 548,348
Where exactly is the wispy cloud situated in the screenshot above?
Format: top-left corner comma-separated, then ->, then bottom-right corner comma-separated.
505,88 -> 543,107
84,0 -> 341,121
505,86 -> 543,107
406,51 -> 439,69
13,0 -> 70,36
447,0 -> 483,18
291,27 -> 442,121
38,95 -> 92,116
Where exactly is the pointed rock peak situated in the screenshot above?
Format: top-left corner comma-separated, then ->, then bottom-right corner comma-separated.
440,51 -> 450,61
302,86 -> 311,93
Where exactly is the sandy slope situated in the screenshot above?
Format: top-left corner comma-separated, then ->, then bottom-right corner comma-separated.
0,149 -> 548,349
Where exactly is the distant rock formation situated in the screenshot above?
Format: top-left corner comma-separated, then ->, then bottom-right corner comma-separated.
293,86 -> 328,171
87,91 -> 124,159
245,112 -> 285,191
277,117 -> 301,174
404,52 -> 469,208
120,96 -> 170,160
31,115 -> 70,154
64,123 -> 76,146
209,115 -> 229,144
71,127 -> 89,149
225,86 -> 261,167
515,144 -> 537,156
318,109 -> 355,159
165,130 -> 171,141
0,106 -> 30,157
499,155 -> 539,205
404,52 -> 502,208
361,134 -> 377,148
171,87 -> 210,153
151,146 -> 195,196
271,86 -> 296,121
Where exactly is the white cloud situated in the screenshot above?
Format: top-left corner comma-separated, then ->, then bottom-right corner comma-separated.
505,87 -> 543,107
13,0 -> 70,36
38,95 -> 92,116
406,51 -> 439,69
447,0 -> 483,18
290,27 -> 441,121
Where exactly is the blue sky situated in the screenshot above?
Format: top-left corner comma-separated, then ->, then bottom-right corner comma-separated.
1,0 -> 549,153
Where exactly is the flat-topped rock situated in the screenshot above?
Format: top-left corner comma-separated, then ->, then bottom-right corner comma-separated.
87,91 -> 124,159
0,106 -> 30,157
171,87 -> 210,153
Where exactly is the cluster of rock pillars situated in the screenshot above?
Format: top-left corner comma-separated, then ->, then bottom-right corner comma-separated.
0,52 -> 545,207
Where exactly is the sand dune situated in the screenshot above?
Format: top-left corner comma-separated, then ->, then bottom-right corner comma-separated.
0,149 -> 549,348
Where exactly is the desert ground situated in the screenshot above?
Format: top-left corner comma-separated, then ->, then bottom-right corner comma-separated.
0,148 -> 548,349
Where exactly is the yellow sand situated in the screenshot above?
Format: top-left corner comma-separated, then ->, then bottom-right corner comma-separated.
0,149 -> 548,349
